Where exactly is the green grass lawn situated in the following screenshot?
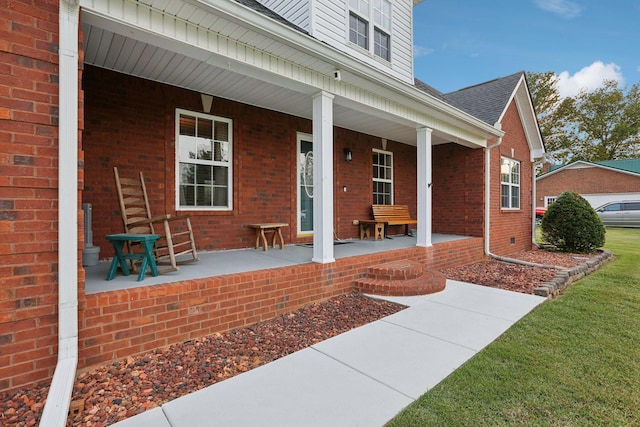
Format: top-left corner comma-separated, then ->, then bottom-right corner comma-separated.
388,227 -> 640,426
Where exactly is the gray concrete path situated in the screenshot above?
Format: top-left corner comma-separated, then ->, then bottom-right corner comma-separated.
112,280 -> 546,427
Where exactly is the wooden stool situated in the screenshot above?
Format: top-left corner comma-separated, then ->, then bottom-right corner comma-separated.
358,220 -> 386,241
105,233 -> 160,281
248,223 -> 288,251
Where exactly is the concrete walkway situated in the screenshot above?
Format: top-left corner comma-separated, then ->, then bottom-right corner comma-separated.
112,280 -> 546,427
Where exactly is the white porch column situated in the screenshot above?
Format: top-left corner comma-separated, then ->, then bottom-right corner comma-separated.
416,127 -> 433,247
311,91 -> 335,263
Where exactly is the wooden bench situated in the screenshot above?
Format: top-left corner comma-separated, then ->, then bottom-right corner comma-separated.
359,205 -> 417,240
248,223 -> 288,251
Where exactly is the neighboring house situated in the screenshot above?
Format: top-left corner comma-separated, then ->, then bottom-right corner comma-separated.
537,159 -> 640,209
0,0 -> 544,415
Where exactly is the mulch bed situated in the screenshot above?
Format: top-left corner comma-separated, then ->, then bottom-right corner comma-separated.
0,248 -> 599,427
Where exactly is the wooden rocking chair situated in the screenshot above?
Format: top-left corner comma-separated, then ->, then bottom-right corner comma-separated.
113,167 -> 199,273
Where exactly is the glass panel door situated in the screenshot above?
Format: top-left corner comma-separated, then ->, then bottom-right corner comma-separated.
297,133 -> 313,235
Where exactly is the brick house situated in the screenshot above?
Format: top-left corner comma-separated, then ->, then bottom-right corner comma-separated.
537,159 -> 640,209
1,0 -> 544,421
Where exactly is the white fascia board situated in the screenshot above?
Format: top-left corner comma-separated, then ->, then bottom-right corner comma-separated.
497,74 -> 545,159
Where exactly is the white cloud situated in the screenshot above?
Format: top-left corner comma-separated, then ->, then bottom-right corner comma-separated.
556,61 -> 624,98
534,0 -> 582,19
413,45 -> 434,58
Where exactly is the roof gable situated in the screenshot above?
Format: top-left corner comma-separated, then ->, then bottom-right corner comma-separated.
443,72 -> 545,160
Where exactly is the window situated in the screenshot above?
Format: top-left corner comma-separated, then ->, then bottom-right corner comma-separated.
501,157 -> 520,209
544,196 -> 557,207
176,109 -> 232,210
373,149 -> 393,204
349,0 -> 391,61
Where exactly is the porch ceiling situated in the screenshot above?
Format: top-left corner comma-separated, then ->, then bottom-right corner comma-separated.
79,1 -> 491,147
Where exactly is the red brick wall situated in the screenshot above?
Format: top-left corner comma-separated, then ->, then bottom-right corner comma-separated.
0,1 -> 83,392
78,237 -> 484,370
536,167 -> 640,207
432,144 -> 484,236
489,101 -> 534,255
82,66 -> 423,256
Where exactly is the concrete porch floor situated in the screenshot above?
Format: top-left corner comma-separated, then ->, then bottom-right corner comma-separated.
84,234 -> 471,295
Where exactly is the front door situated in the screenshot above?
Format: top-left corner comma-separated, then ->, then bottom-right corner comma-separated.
297,132 -> 313,236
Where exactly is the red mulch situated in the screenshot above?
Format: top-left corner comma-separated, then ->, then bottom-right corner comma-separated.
443,249 -> 592,294
0,249 -> 596,427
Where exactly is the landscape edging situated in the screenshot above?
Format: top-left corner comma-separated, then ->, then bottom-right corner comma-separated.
533,250 -> 613,298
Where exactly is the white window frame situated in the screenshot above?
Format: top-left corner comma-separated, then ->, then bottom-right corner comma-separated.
373,148 -> 393,205
175,109 -> 233,211
501,157 -> 520,210
544,196 -> 557,207
348,0 -> 392,61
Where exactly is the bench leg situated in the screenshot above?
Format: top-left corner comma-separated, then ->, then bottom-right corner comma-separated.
274,227 -> 285,249
259,229 -> 269,251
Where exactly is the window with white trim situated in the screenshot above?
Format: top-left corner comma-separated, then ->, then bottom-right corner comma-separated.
501,157 -> 520,209
373,149 -> 393,204
348,0 -> 392,61
176,109 -> 232,210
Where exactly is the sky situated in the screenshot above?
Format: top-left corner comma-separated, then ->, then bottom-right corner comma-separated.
412,0 -> 640,98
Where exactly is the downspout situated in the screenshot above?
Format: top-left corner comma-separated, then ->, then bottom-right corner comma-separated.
39,1 -> 79,426
484,134 -> 502,258
532,156 -> 547,247
485,138 -> 561,269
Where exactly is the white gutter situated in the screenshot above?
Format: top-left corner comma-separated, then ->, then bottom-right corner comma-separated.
532,157 -> 547,247
484,134 -> 503,257
39,1 -> 79,425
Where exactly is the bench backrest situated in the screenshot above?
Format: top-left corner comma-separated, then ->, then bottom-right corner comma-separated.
372,204 -> 412,220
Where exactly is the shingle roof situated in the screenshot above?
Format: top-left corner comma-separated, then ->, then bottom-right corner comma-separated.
443,71 -> 525,125
547,159 -> 640,176
413,79 -> 451,104
234,0 -> 309,34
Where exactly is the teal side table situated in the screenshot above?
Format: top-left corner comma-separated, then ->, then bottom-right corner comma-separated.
105,233 -> 160,281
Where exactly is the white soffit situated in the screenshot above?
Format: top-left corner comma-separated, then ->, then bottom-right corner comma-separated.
80,0 -> 497,146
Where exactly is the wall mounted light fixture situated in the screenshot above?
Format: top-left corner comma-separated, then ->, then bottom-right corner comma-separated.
344,148 -> 352,162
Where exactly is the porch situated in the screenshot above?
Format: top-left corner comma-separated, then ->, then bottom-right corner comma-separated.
85,234 -> 472,295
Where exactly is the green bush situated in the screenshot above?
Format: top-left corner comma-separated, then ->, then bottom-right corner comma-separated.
541,191 -> 605,253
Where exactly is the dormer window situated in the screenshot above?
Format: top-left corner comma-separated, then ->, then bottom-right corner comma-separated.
349,0 -> 392,61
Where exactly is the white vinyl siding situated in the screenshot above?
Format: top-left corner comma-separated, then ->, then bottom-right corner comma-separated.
309,0 -> 415,84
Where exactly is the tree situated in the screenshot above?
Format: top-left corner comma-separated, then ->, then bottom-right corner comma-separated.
561,81 -> 640,162
527,73 -> 640,164
541,191 -> 605,253
526,72 -> 572,164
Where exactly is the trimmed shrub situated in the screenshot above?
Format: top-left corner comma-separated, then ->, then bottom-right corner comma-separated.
541,191 -> 605,253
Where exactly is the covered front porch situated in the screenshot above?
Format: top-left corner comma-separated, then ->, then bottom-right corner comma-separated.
85,233 -> 473,295
78,234 -> 485,370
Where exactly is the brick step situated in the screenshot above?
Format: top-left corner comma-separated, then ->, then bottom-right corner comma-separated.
354,260 -> 446,296
366,260 -> 424,281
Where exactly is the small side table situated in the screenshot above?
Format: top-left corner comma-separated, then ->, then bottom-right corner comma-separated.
248,223 -> 288,251
105,233 -> 160,281
358,220 -> 386,241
